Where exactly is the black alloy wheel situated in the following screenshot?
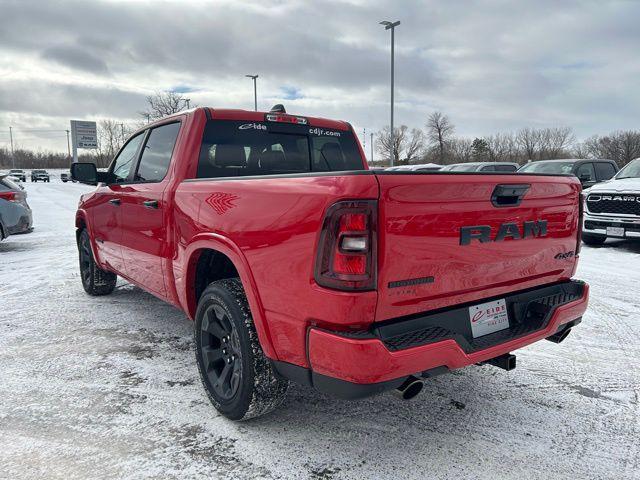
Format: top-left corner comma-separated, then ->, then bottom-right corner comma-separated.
77,229 -> 117,295
79,232 -> 93,287
199,303 -> 243,401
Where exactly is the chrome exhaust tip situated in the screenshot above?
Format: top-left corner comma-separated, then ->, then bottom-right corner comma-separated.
546,327 -> 572,344
394,376 -> 424,400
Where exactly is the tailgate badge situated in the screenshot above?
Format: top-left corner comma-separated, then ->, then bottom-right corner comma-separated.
460,220 -> 547,245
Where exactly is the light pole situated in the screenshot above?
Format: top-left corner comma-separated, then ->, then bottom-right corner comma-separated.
245,74 -> 259,111
370,132 -> 374,164
9,126 -> 14,168
380,20 -> 400,166
185,98 -> 191,109
65,129 -> 71,159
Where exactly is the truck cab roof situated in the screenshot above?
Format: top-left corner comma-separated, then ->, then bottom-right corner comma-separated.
146,107 -> 350,132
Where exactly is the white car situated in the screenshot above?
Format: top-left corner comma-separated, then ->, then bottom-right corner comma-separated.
582,158 -> 640,245
386,163 -> 442,172
441,162 -> 520,172
6,175 -> 25,190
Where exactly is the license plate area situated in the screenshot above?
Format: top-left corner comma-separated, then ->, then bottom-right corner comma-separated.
469,298 -> 510,338
607,226 -> 625,237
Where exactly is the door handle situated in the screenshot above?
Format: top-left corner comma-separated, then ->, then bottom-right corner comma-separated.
108,198 -> 121,206
143,200 -> 159,209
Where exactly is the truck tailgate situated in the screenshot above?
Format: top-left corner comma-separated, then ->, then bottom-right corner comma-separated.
375,173 -> 581,322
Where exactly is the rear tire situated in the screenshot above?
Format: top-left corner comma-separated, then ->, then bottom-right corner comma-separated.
582,233 -> 606,246
78,229 -> 117,295
195,278 -> 288,420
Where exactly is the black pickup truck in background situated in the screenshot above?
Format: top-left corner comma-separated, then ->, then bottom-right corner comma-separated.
31,170 -> 50,182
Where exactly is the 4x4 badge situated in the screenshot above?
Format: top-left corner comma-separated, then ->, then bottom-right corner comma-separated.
554,251 -> 575,260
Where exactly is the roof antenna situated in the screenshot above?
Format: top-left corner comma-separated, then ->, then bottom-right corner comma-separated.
270,104 -> 286,113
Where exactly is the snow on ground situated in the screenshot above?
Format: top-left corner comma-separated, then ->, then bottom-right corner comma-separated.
0,181 -> 638,480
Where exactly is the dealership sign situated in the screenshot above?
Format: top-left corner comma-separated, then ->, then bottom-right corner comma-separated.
70,120 -> 98,149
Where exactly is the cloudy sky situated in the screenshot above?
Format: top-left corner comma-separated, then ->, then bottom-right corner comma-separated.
1,0 -> 639,154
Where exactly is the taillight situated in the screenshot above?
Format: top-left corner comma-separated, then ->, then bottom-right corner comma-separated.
0,191 -> 17,202
314,200 -> 377,291
576,192 -> 585,255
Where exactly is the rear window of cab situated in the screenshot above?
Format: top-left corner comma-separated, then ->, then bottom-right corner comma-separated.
195,120 -> 365,178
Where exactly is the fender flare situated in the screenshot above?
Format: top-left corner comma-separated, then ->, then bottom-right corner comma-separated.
75,210 -> 103,268
182,233 -> 278,361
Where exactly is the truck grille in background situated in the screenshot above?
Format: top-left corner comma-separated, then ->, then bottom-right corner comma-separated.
587,194 -> 640,216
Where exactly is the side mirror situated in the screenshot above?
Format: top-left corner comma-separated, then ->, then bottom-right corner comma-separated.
71,163 -> 98,185
579,174 -> 591,183
70,163 -> 113,185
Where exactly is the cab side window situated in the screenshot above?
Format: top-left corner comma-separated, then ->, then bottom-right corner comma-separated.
135,123 -> 181,182
111,133 -> 145,183
494,164 -> 517,172
576,162 -> 595,181
595,162 -> 616,181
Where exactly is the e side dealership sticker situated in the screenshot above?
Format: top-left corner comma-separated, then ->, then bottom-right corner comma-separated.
238,123 -> 267,130
469,298 -> 510,338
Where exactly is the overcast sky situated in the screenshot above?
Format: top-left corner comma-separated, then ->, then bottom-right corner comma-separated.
1,0 -> 639,154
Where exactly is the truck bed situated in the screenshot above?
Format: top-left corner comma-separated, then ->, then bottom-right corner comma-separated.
174,170 -> 582,367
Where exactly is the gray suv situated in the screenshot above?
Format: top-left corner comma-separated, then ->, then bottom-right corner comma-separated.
0,175 -> 33,240
518,159 -> 618,189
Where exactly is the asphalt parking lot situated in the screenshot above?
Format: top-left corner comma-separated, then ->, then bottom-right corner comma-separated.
1,182 -> 638,480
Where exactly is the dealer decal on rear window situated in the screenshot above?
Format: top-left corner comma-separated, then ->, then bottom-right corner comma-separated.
308,127 -> 341,137
238,123 -> 267,131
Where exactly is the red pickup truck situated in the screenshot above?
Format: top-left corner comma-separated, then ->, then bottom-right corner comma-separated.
71,106 -> 589,420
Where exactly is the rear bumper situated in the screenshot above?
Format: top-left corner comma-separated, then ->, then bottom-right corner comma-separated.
5,205 -> 33,235
275,280 -> 589,398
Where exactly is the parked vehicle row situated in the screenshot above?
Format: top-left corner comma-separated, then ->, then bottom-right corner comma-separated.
0,175 -> 33,241
386,163 -> 443,172
1,169 -> 74,183
380,159 -> 619,190
441,162 -> 519,172
582,158 -> 640,245
70,106 -> 588,420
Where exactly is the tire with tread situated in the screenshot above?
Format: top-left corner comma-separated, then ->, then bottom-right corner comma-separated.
195,278 -> 288,420
78,229 -> 117,295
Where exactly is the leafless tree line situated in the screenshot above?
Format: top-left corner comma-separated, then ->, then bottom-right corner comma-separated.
1,91 -> 193,169
574,131 -> 640,167
375,111 -> 640,168
0,148 -> 100,169
4,95 -> 640,170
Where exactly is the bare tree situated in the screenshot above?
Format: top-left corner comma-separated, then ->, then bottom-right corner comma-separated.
426,111 -> 455,163
446,137 -> 474,164
95,120 -> 136,167
575,130 -> 640,167
405,128 -> 426,163
486,132 -> 518,162
376,125 -> 408,165
617,130 -> 640,165
516,127 -> 544,161
140,91 -> 191,121
96,120 -> 121,166
541,127 -> 575,159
